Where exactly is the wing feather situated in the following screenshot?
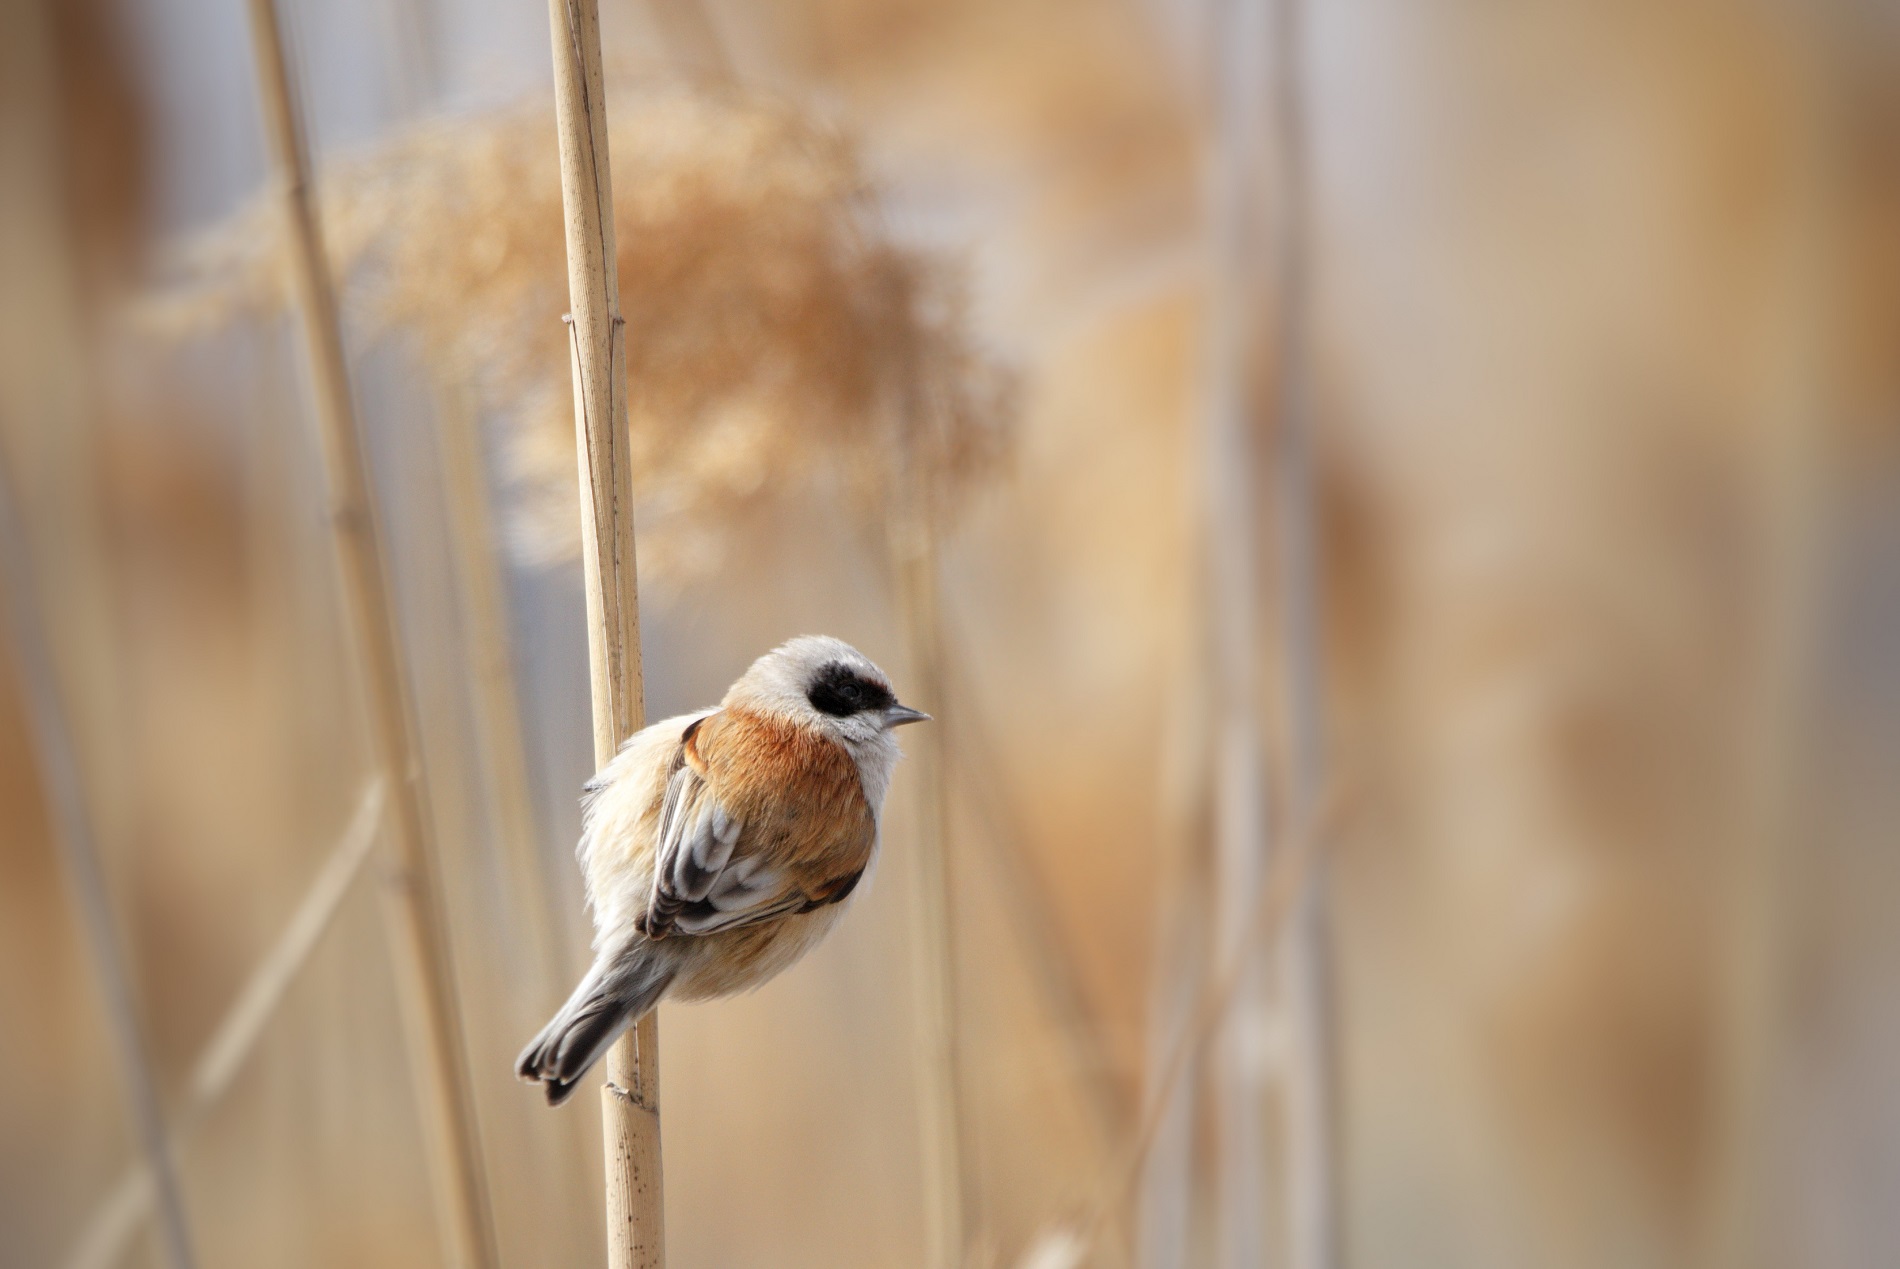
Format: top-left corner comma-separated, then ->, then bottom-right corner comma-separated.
641,710 -> 874,940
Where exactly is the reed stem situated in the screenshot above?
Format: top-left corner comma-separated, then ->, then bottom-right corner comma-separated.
432,384 -> 576,991
1266,0 -> 1340,1265
1700,16 -> 1832,1266
1075,793 -> 1340,1262
241,3 -> 499,1265
1136,642 -> 1214,1269
1204,1 -> 1273,1260
544,2 -> 661,1265
893,506 -> 969,1269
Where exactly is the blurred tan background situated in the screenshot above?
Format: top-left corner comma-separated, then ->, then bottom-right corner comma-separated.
2,0 -> 1897,1267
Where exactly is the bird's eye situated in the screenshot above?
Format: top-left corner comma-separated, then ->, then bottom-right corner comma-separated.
808,663 -> 894,717
808,663 -> 864,716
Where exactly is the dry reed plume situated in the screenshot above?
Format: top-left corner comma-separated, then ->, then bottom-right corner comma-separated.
141,88 -> 1008,582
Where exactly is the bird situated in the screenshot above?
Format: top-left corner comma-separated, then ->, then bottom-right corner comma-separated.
516,635 -> 928,1106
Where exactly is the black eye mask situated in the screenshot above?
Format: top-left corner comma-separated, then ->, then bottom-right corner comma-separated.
807,661 -> 896,717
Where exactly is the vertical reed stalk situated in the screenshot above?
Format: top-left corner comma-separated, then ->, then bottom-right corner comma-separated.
1204,0 -> 1273,1262
1266,0 -> 1339,1266
0,465 -> 198,1269
544,3 -> 661,1266
1074,794 -> 1338,1262
1700,16 -> 1832,1268
1136,641 -> 1214,1269
432,385 -> 575,990
241,4 -> 499,1266
433,379 -> 607,1261
891,455 -> 969,1269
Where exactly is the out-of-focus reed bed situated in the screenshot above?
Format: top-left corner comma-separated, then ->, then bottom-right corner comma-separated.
716,1 -> 1900,1265
4,0 -> 1900,1267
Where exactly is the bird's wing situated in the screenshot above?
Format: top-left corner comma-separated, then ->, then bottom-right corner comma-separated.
643,710 -> 874,939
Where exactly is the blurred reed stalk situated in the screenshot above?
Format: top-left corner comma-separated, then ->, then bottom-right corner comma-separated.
0,464 -> 198,1269
1701,15 -> 1834,1268
1203,0 -> 1274,1262
1136,638 -> 1215,1269
380,0 -> 572,992
241,3 -> 500,1266
430,384 -> 576,996
939,641 -> 1127,1150
432,376 -> 610,1260
1074,791 -> 1340,1263
62,782 -> 385,1269
890,397 -> 970,1269
544,3 -> 662,1266
371,0 -> 607,1238
1265,0 -> 1340,1265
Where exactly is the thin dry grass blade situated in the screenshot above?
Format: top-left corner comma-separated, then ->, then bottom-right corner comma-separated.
60,781 -> 386,1269
188,783 -> 386,1104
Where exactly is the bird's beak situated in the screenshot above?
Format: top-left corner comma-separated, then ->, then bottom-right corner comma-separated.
885,704 -> 932,727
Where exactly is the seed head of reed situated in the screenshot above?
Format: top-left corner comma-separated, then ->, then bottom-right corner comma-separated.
144,89 -> 1010,584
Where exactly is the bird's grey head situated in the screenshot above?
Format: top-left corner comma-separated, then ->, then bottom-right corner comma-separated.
733,636 -> 930,753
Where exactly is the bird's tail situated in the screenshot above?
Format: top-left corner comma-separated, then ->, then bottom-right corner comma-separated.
515,945 -> 676,1107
